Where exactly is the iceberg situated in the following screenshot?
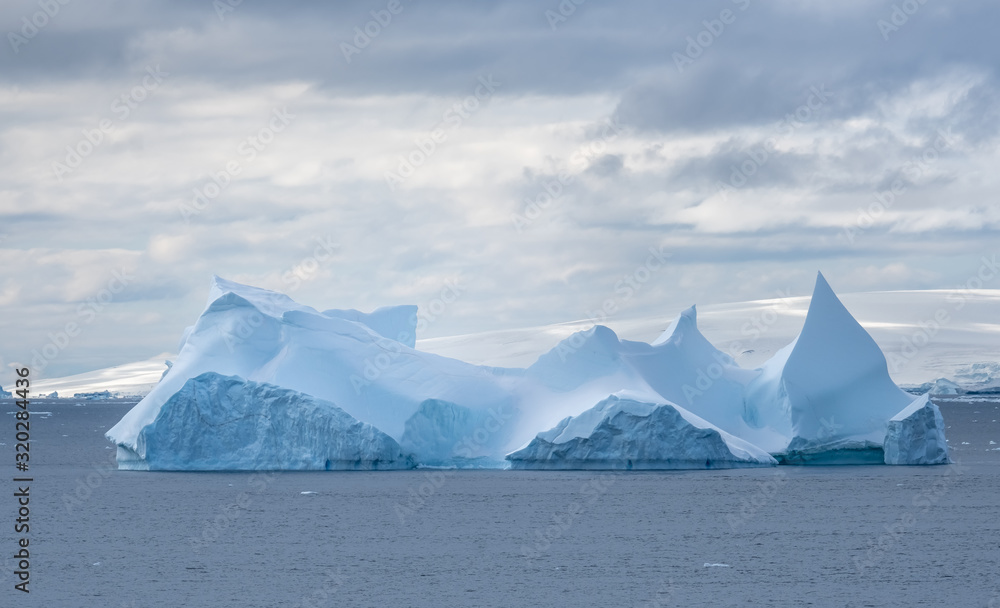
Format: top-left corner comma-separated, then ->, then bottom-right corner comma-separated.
117,372 -> 413,471
106,272 -> 949,470
107,276 -> 521,467
0,385 -> 11,399
904,378 -> 963,396
75,390 -> 113,400
883,394 -> 950,465
506,394 -> 777,469
745,273 -> 917,464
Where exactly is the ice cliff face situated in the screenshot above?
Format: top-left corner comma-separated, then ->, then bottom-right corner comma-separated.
883,394 -> 950,465
117,372 -> 413,471
506,394 -> 777,469
107,272 -> 949,470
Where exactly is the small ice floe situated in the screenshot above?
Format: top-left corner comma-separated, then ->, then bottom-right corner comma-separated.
703,563 -> 731,568
92,562 -> 101,566
300,491 -> 318,495
990,441 -> 997,445
962,442 -> 971,445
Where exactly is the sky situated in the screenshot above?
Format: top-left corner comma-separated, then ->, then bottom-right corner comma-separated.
1,0 -> 999,384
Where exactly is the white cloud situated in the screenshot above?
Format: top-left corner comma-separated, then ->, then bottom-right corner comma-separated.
1,0 -> 998,382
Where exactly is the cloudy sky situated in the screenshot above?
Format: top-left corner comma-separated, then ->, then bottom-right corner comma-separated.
1,0 -> 998,383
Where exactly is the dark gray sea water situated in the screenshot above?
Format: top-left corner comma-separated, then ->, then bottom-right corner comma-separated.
2,397 -> 999,607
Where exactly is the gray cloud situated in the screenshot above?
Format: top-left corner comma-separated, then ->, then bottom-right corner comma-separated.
1,0 -> 999,381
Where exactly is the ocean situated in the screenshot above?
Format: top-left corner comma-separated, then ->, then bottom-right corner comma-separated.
2,397 -> 998,607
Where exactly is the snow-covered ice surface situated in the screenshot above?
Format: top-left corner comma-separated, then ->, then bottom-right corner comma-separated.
119,372 -> 413,471
506,394 -> 777,469
105,273 -> 960,469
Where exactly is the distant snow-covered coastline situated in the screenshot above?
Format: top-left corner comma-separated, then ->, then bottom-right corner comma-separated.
21,288 -> 1000,399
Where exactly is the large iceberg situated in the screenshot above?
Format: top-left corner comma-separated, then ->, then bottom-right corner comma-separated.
744,273 -> 916,464
506,394 -> 777,469
106,272 -> 949,470
107,277 -> 522,467
117,372 -> 412,471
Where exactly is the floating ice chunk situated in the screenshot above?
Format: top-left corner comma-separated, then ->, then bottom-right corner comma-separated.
883,394 -> 950,465
506,394 -> 777,470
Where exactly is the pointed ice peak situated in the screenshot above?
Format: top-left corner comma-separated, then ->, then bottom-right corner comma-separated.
796,272 -> 879,354
777,271 -> 914,449
651,305 -> 697,346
